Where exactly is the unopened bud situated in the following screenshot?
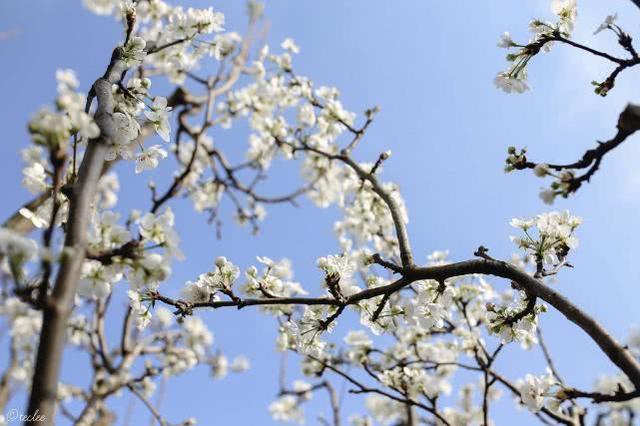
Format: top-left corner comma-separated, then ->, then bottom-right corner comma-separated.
215,256 -> 228,268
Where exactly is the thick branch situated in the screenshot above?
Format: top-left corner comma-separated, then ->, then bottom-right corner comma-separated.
407,260 -> 640,390
26,47 -> 130,426
153,256 -> 640,393
515,104 -> 640,195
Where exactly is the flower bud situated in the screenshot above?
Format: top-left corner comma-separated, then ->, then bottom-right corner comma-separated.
215,256 -> 228,268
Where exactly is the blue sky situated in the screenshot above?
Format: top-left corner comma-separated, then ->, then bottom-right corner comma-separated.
2,1 -> 640,425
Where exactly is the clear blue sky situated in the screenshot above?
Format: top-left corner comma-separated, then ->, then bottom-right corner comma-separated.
1,1 -> 640,425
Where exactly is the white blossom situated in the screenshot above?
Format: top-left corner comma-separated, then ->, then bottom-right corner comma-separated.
269,395 -> 304,423
281,38 -> 300,54
210,354 -> 229,379
494,71 -> 529,94
182,316 -> 213,357
510,211 -> 581,268
135,145 -> 168,173
82,0 -> 118,15
106,112 -> 139,161
55,69 -> 79,91
551,0 -> 577,34
22,163 -> 49,194
497,32 -> 515,48
518,372 -> 557,412
121,36 -> 147,67
78,260 -> 121,299
144,96 -> 172,142
230,355 -> 250,372
594,14 -> 618,35
0,228 -> 38,262
533,163 -> 550,178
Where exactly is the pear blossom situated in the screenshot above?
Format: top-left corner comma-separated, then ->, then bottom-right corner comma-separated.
182,316 -> 213,356
551,0 -> 577,34
4,2 -> 633,425
281,38 -> 300,54
379,365 -> 451,399
167,6 -> 225,38
494,71 -> 529,94
0,228 -> 38,262
518,372 -> 558,412
297,103 -> 316,127
55,69 -> 80,91
78,260 -> 120,299
28,107 -> 71,148
128,290 -> 152,330
22,163 -> 49,194
138,208 -> 179,247
181,279 -> 214,303
594,13 -> 618,35
539,188 -> 556,205
162,347 -> 198,376
69,110 -> 100,139
121,36 -> 147,67
510,211 -> 581,268
153,307 -> 174,329
230,355 -> 250,372
106,112 -> 139,161
293,381 -> 313,401
190,180 -> 225,212
244,257 -> 305,301
144,96 -> 172,142
83,0 -> 118,15
291,307 -> 332,356
509,218 -> 534,231
533,163 -> 550,177
18,207 -> 48,229
88,211 -> 132,249
344,330 -> 373,363
344,330 -> 372,348
135,145 -> 168,173
269,395 -> 304,423
128,252 -> 172,289
497,32 -> 515,48
365,395 -> 403,425
210,354 -> 229,378
317,254 -> 354,280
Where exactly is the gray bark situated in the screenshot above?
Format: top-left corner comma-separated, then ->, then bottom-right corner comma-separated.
26,48 -> 128,426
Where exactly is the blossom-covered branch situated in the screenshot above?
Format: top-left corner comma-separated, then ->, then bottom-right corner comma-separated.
505,103 -> 640,203
0,1 -> 639,425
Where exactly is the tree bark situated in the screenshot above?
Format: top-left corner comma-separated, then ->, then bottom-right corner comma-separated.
26,48 -> 128,426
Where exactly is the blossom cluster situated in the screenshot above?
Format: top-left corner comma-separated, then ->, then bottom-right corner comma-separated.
181,256 -> 240,304
3,0 -> 631,425
494,0 -> 577,93
510,210 -> 582,271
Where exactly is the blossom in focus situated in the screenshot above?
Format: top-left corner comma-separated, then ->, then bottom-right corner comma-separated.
494,72 -> 529,94
518,372 -> 557,412
135,145 -> 168,173
144,96 -> 172,142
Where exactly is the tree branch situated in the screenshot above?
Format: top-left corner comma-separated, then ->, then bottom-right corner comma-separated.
27,46 -> 131,425
513,104 -> 640,196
